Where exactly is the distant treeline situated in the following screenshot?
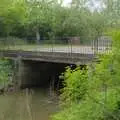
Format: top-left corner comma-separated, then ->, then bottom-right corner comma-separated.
0,0 -> 119,43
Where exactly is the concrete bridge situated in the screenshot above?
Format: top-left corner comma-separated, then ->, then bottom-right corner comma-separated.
0,35 -> 111,65
0,36 -> 111,90
0,50 -> 95,64
0,49 -> 97,89
0,47 -> 108,90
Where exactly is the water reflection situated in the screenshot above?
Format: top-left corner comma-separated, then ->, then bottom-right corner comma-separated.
0,88 -> 59,120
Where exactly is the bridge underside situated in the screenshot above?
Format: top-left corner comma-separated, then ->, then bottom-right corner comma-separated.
19,60 -> 74,90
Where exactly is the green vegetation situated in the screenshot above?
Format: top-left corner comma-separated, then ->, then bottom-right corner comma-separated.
0,0 -> 120,119
52,31 -> 120,120
0,59 -> 13,89
59,67 -> 88,105
0,0 -> 120,45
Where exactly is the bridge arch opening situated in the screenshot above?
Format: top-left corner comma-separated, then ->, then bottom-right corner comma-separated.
19,60 -> 76,93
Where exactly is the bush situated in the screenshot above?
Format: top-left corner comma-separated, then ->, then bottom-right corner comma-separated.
52,31 -> 120,120
60,67 -> 88,105
0,59 -> 13,89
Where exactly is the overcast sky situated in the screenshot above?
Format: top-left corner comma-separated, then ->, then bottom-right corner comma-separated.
63,0 -> 72,6
63,0 -> 102,11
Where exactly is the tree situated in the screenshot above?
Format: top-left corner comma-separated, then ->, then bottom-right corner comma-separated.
27,0 -> 56,43
102,0 -> 120,28
0,0 -> 115,44
0,0 -> 27,37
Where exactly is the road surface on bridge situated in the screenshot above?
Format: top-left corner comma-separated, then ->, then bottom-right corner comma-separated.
3,45 -> 110,54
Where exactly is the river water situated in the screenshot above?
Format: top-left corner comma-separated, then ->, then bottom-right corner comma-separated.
0,88 -> 59,120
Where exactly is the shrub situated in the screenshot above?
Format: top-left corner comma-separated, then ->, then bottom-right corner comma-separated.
52,31 -> 120,120
0,59 -> 13,89
60,67 -> 88,105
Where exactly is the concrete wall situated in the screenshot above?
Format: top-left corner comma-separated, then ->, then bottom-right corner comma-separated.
17,60 -> 69,89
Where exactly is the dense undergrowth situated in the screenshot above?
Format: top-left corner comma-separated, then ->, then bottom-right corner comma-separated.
52,31 -> 120,120
0,59 -> 13,89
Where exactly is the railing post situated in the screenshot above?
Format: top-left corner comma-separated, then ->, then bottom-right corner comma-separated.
52,39 -> 53,53
94,37 -> 99,55
70,38 -> 72,56
51,37 -> 54,53
93,39 -> 95,55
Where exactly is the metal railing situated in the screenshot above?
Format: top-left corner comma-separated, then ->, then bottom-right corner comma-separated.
0,36 -> 112,56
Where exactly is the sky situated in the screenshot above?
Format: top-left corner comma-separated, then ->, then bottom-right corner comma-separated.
63,0 -> 72,6
63,0 -> 102,11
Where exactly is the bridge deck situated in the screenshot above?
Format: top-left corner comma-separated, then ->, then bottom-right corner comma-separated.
1,45 -> 109,54
0,50 -> 95,64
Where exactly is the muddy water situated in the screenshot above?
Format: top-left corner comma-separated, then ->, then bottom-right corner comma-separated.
0,88 -> 59,120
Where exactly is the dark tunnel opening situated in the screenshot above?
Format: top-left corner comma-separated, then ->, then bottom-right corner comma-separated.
20,60 -> 76,94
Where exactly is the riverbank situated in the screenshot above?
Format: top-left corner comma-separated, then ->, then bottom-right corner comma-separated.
0,59 -> 14,94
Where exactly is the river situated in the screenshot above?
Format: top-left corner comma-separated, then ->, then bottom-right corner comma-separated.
0,88 -> 59,120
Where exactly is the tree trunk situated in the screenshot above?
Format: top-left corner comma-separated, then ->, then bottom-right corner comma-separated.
35,28 -> 40,44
